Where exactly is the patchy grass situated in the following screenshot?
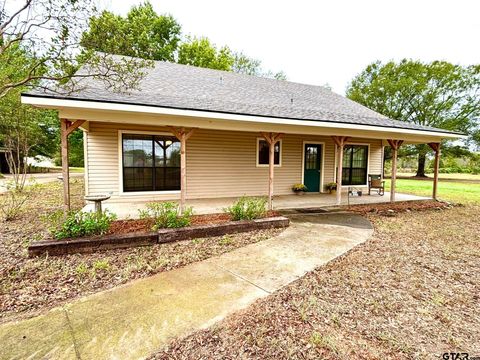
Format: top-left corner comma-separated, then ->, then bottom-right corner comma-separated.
386,178 -> 480,204
0,180 -> 283,322
154,204 -> 480,359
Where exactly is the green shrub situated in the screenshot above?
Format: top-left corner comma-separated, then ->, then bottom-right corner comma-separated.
46,210 -> 117,239
0,180 -> 38,221
93,259 -> 110,271
139,202 -> 193,230
224,196 -> 267,221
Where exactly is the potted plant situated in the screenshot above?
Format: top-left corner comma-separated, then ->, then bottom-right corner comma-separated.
291,184 -> 308,195
325,182 -> 337,194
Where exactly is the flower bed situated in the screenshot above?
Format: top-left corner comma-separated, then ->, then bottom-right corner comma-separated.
28,212 -> 289,257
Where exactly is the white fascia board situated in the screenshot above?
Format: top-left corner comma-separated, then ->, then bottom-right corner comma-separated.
21,95 -> 466,140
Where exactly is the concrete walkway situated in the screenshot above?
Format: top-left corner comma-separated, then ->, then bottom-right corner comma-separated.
0,212 -> 373,360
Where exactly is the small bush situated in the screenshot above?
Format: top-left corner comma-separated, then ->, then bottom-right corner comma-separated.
0,180 -> 38,221
93,259 -> 110,271
139,202 -> 193,230
46,210 -> 117,239
224,196 -> 267,221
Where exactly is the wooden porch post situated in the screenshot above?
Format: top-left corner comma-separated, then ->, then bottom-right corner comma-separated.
428,142 -> 441,201
387,139 -> 404,203
168,127 -> 195,213
60,118 -> 85,212
261,132 -> 283,210
331,136 -> 350,205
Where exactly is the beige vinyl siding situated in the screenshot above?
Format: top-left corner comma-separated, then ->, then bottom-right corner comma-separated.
86,121 -> 383,200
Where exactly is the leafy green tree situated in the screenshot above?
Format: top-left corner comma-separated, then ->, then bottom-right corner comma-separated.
232,52 -> 286,80
178,37 -> 234,71
81,3 -> 286,78
346,60 -> 480,177
0,0 -> 148,98
81,2 -> 181,61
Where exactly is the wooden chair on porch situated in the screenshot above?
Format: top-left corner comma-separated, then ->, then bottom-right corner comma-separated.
368,174 -> 385,196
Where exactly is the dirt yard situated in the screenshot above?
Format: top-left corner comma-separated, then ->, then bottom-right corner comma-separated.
0,180 -> 283,322
153,203 -> 480,359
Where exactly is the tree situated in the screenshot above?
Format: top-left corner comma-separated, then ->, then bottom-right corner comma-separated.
178,37 -> 234,71
0,87 -> 54,189
80,2 -> 286,79
232,52 -> 286,80
0,0 -> 149,98
346,60 -> 480,177
81,2 -> 181,62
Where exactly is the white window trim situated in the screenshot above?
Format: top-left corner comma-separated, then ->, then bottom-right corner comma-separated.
117,129 -> 181,196
256,137 -> 282,167
334,142 -> 371,188
301,141 -> 325,193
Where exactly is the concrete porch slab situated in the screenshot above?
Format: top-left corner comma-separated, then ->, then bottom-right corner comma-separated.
83,191 -> 430,219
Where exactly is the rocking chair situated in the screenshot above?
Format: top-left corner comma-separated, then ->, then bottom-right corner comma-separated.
368,174 -> 385,196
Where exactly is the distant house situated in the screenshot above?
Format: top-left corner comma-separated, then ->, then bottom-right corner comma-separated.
21,59 -> 462,211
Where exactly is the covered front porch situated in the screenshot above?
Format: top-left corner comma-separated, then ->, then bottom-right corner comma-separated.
83,191 -> 430,219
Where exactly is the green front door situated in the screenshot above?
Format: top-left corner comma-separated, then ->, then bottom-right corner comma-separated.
304,144 -> 322,192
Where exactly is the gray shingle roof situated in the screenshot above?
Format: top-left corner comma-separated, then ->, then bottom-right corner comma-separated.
26,59 -> 458,134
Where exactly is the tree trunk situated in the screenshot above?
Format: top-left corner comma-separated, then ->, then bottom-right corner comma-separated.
416,152 -> 427,177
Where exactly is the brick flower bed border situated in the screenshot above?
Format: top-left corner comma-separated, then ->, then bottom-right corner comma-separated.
28,216 -> 290,257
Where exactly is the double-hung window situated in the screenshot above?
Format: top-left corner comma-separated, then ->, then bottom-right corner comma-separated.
257,139 -> 281,166
122,134 -> 180,192
341,145 -> 368,185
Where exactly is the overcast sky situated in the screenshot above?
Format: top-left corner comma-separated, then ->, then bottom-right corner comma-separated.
98,0 -> 479,94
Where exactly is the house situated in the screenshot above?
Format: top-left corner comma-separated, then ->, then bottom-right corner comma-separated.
21,60 -> 462,214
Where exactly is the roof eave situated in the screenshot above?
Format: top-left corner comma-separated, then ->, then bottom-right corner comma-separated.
21,93 -> 466,141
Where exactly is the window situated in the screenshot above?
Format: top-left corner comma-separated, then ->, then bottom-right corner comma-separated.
341,145 -> 368,185
122,134 -> 180,192
257,139 -> 281,166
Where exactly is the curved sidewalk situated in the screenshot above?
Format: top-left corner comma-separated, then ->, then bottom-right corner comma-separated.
0,212 -> 373,360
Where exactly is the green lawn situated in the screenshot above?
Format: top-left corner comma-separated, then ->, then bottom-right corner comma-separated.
386,178 -> 480,204
396,172 -> 480,181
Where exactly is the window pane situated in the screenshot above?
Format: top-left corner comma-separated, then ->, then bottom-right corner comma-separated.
154,136 -> 180,167
123,167 -> 153,192
305,146 -> 318,170
155,167 -> 181,190
123,134 -> 153,167
258,140 -> 280,165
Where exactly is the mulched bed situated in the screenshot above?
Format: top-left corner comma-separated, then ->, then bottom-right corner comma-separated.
0,180 -> 284,323
346,200 -> 454,216
152,203 -> 480,359
108,211 -> 280,235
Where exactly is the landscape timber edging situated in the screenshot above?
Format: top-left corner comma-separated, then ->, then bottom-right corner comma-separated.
157,216 -> 290,243
28,216 -> 290,257
27,231 -> 158,257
